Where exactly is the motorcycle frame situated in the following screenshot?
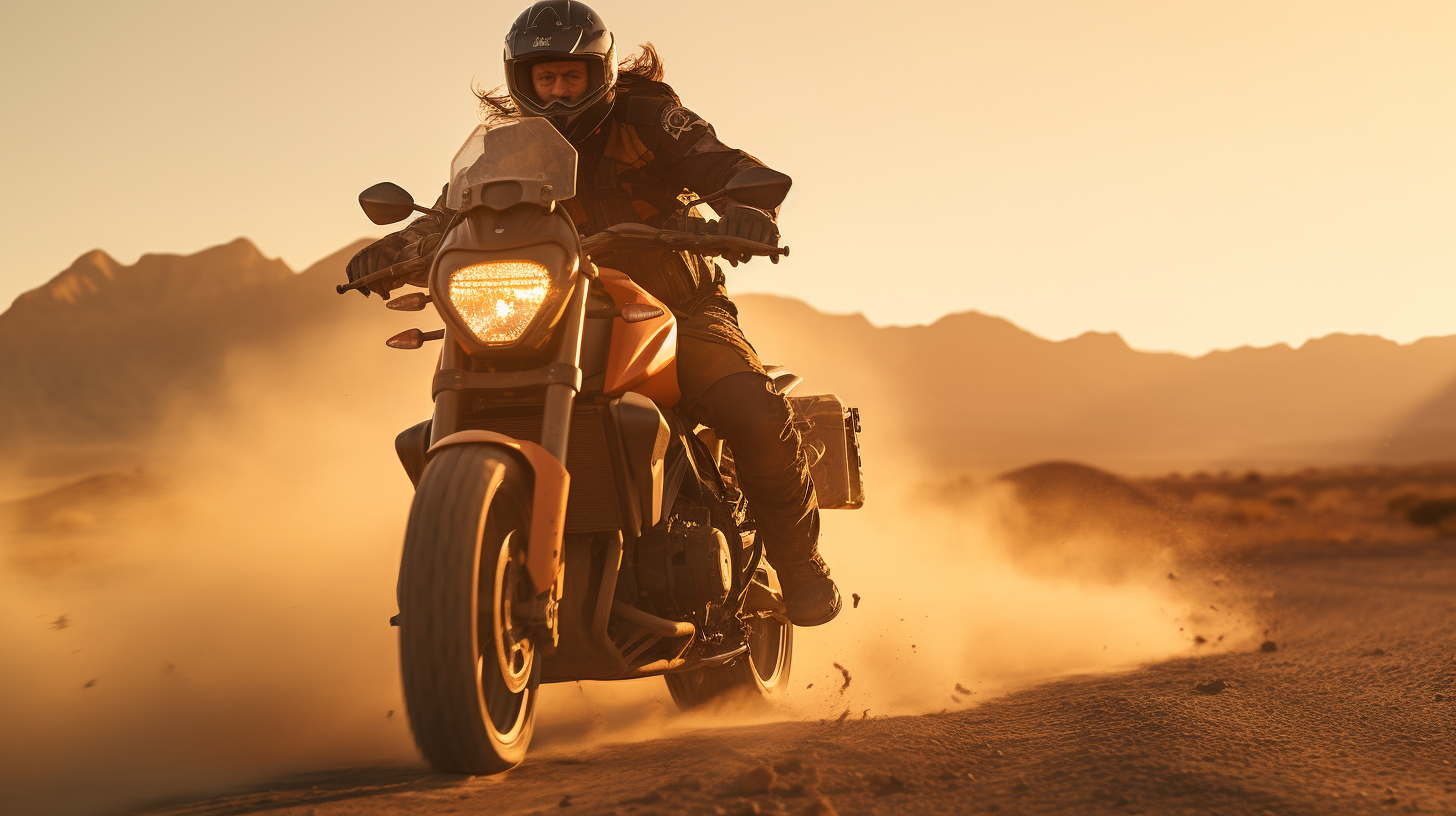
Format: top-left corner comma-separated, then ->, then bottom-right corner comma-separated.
415,202 -> 759,683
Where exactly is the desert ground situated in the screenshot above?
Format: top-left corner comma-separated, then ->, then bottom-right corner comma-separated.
132,542 -> 1455,816
7,462 -> 1450,816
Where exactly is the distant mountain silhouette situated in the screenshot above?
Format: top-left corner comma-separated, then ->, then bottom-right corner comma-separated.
3,239 -> 1453,473
733,297 -> 1456,472
0,238 -> 374,449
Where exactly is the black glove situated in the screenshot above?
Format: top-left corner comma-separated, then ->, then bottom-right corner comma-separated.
345,233 -> 409,297
719,203 -> 779,266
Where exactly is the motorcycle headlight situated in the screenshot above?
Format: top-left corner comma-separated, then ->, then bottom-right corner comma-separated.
447,260 -> 552,344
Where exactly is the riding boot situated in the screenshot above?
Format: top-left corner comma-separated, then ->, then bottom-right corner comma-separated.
692,371 -> 842,626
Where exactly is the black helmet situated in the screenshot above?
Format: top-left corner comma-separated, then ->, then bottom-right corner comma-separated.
504,1 -> 617,120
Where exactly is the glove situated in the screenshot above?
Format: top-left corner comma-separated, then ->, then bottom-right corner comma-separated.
719,203 -> 779,266
345,233 -> 409,297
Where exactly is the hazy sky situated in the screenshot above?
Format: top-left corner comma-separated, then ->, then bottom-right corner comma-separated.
1,1 -> 1451,355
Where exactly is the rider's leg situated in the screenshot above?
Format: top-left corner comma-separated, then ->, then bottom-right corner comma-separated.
677,294 -> 842,626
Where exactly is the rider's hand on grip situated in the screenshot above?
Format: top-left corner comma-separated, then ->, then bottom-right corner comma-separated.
720,203 -> 779,266
346,234 -> 408,297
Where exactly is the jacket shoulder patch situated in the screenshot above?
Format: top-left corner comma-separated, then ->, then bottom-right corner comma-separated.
659,105 -> 706,140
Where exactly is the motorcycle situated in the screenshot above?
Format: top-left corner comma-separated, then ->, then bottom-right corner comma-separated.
340,117 -> 864,775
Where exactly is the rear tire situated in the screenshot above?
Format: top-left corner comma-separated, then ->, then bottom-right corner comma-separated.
664,572 -> 793,710
398,444 -> 538,775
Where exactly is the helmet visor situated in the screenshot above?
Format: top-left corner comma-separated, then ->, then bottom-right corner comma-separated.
510,55 -> 608,114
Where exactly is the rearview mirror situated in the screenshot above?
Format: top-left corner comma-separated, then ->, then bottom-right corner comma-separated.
722,167 -> 792,210
359,182 -> 418,225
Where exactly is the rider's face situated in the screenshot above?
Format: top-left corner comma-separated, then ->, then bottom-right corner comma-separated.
531,60 -> 589,105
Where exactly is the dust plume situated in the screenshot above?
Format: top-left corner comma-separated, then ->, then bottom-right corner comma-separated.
0,329 -> 434,816
530,447 -> 1260,751
0,328 -> 1256,816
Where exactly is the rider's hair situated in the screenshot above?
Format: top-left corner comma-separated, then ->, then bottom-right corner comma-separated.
476,42 -> 664,125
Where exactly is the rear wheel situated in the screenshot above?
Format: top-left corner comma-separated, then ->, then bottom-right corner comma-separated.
397,444 -> 538,774
664,571 -> 794,710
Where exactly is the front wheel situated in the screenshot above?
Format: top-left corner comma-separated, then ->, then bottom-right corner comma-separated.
664,571 -> 794,710
397,443 -> 538,775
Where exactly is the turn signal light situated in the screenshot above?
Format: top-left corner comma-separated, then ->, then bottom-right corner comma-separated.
620,303 -> 665,323
386,328 -> 444,349
386,292 -> 432,311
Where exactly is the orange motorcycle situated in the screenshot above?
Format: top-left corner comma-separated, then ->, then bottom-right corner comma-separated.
341,118 -> 863,775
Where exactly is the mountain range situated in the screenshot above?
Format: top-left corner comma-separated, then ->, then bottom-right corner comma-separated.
3,238 -> 1453,476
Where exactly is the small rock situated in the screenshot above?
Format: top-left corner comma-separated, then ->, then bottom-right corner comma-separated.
1168,572 -> 1177,580
851,593 -> 861,609
1260,641 -> 1278,653
1194,635 -> 1208,645
1435,693 -> 1445,701
1195,679 -> 1228,695
1363,648 -> 1387,657
83,679 -> 97,689
558,794 -> 573,807
738,765 -> 776,796
1013,776 -> 1029,792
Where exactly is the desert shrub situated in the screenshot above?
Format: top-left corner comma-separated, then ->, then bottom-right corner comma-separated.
1264,486 -> 1304,508
1386,484 -> 1430,515
1407,498 -> 1456,528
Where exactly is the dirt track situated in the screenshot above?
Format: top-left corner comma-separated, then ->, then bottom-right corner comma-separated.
138,544 -> 1456,816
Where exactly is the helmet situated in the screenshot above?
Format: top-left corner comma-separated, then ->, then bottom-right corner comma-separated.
504,1 -> 617,121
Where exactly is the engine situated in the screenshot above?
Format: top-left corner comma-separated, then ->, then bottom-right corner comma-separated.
632,506 -> 732,620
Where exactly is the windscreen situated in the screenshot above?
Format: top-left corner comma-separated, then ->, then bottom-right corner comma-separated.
445,118 -> 578,210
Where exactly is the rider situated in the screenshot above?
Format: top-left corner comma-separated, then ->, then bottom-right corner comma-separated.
347,0 -> 840,626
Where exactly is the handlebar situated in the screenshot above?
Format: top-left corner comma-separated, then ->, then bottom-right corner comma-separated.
337,224 -> 785,298
579,223 -> 788,260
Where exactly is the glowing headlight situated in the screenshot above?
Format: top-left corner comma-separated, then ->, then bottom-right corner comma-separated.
447,261 -> 552,344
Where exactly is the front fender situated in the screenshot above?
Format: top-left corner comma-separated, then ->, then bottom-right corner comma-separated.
427,430 -> 569,594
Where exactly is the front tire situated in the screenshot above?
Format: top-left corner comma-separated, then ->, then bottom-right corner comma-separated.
398,444 -> 538,775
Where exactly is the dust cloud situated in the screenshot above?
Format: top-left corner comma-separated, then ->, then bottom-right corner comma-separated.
0,330 -> 433,816
0,330 -> 1255,816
